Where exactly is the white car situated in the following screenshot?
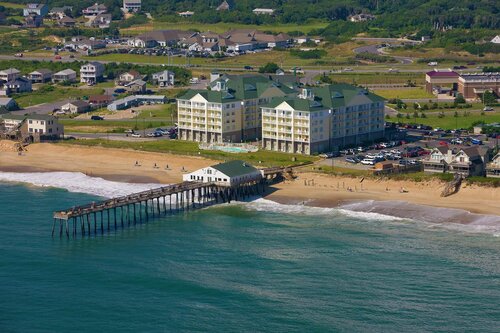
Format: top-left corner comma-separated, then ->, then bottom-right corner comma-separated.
361,158 -> 376,165
131,133 -> 141,138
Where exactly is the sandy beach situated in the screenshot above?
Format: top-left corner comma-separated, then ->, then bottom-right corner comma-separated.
1,141 -> 499,216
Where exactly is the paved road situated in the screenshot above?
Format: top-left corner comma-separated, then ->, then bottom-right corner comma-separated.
353,44 -> 413,64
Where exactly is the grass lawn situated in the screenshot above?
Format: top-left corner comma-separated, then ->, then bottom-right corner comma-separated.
61,118 -> 172,133
372,87 -> 434,99
121,20 -> 328,36
0,1 -> 24,8
134,104 -> 176,120
62,139 -> 319,167
329,72 -> 425,85
389,110 -> 500,129
13,86 -> 106,108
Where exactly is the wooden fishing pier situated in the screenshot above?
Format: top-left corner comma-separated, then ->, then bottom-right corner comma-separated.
52,166 -> 288,238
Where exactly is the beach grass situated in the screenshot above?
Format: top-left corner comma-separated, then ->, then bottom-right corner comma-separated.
62,139 -> 318,167
329,72 -> 425,85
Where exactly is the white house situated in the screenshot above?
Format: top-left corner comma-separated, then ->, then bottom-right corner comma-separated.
183,160 -> 262,187
491,35 -> 500,44
0,113 -> 64,138
486,153 -> 500,178
61,100 -> 91,114
252,8 -> 275,15
123,0 -> 141,12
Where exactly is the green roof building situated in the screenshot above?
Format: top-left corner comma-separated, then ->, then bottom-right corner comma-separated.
261,85 -> 385,154
182,160 -> 262,187
177,74 -> 299,143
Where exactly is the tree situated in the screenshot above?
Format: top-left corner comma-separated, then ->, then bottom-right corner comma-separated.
454,94 -> 466,104
259,62 -> 280,73
483,91 -> 497,105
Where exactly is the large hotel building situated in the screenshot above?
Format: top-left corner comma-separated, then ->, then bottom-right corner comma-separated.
177,74 -> 385,154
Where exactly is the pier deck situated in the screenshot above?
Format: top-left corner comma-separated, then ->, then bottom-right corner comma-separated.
52,166 -> 289,238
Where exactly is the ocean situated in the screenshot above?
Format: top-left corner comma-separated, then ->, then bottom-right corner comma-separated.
0,172 -> 499,332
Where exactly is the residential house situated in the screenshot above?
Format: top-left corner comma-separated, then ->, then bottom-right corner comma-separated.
58,16 -> 76,27
24,13 -> 44,27
348,13 -> 376,22
86,13 -> 112,28
252,8 -> 275,15
152,70 -> 175,87
177,74 -> 299,143
0,113 -> 64,139
0,98 -> 18,111
0,77 -> 32,96
28,69 -> 53,83
0,68 -> 21,82
118,70 -> 142,84
123,0 -> 141,12
124,79 -> 146,93
52,69 -> 77,83
294,36 -> 311,44
80,62 -> 105,84
23,3 -> 49,17
128,30 -> 193,48
49,6 -> 73,19
486,153 -> 500,178
65,37 -> 106,51
491,35 -> 500,44
178,11 -> 194,17
61,100 -> 91,114
82,3 -> 107,16
261,85 -> 385,154
216,1 -> 230,11
107,95 -> 166,111
183,160 -> 262,187
89,95 -> 114,108
423,146 -> 490,176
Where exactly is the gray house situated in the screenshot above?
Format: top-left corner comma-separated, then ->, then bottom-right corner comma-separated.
152,70 -> 175,87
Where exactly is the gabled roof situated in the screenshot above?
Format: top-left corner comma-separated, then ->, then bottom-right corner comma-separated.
0,68 -> 20,75
54,69 -> 76,75
66,100 -> 89,108
30,68 -> 52,75
212,160 -> 258,177
179,89 -> 239,103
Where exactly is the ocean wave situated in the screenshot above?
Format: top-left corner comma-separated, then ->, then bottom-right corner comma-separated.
0,171 -> 162,198
244,198 -> 405,222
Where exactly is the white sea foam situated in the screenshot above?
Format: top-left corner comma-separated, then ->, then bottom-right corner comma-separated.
244,198 -> 405,222
0,171 -> 162,198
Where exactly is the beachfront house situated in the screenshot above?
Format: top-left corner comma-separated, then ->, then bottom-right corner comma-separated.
486,153 -> 500,178
80,62 -> 105,84
28,69 -> 53,83
52,69 -> 77,83
423,146 -> 490,176
183,160 -> 262,187
0,113 -> 63,140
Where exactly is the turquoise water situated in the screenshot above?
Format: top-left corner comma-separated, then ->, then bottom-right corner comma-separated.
0,180 -> 499,332
213,146 -> 250,153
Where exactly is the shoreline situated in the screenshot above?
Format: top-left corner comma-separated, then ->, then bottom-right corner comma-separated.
1,141 -> 499,217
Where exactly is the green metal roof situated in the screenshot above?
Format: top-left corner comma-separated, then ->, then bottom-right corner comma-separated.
178,89 -> 240,103
212,160 -> 258,177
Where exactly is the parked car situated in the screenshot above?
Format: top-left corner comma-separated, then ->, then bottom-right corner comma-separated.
361,158 -> 376,165
483,106 -> 494,112
131,133 -> 141,138
345,156 -> 360,164
91,115 -> 104,120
